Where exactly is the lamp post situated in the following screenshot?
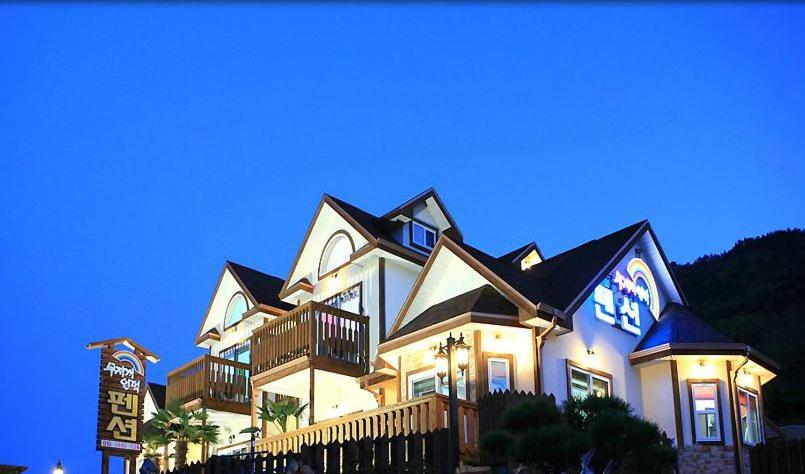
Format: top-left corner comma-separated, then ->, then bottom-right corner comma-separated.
434,332 -> 470,473
53,460 -> 64,474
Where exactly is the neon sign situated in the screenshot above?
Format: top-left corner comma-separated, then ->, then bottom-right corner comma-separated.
593,257 -> 659,336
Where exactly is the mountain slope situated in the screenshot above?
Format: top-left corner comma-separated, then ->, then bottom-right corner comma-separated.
670,229 -> 805,425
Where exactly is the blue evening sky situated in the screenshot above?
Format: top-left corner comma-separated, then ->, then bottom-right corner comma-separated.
1,3 -> 803,472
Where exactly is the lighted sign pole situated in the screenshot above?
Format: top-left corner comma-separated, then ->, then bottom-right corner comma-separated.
434,333 -> 470,474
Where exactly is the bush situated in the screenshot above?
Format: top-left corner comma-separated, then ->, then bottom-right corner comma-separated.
501,396 -> 561,434
563,394 -> 632,431
512,423 -> 589,473
479,430 -> 514,461
587,407 -> 675,473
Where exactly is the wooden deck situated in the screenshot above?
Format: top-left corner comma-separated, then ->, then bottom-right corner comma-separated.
166,355 -> 251,415
251,301 -> 370,383
255,394 -> 478,456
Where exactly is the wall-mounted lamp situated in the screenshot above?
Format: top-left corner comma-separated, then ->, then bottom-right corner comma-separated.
53,461 -> 64,474
699,360 -> 706,368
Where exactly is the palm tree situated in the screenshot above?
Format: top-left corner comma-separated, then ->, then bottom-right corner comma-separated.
256,397 -> 308,434
143,419 -> 172,471
149,401 -> 220,467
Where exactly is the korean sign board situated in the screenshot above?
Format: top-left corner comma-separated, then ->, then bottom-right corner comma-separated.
592,257 -> 660,336
88,339 -> 156,455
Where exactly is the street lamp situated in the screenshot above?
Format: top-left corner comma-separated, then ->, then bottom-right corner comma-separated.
434,332 -> 471,473
53,460 -> 64,474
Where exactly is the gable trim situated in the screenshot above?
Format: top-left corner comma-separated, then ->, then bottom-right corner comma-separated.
380,188 -> 464,241
387,236 -> 556,337
193,262 -> 261,346
279,195 -> 379,299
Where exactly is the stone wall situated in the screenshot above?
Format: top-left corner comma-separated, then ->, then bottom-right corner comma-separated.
677,445 -> 743,474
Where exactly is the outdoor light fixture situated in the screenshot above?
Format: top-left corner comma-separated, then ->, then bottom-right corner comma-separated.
454,335 -> 470,371
53,460 -> 64,474
699,360 -> 706,367
434,345 -> 448,379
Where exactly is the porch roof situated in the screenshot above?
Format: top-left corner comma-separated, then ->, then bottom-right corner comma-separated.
386,285 -> 518,342
635,302 -> 734,351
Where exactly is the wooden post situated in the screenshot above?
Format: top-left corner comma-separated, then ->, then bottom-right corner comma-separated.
101,451 -> 110,474
127,456 -> 136,474
309,367 -> 316,425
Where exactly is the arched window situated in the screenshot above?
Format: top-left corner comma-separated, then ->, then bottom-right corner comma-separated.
319,231 -> 354,277
225,293 -> 248,327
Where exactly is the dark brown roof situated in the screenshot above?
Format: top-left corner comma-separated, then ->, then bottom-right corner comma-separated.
454,221 -> 647,313
497,242 -> 538,264
634,302 -> 734,352
387,285 -> 517,341
227,261 -> 294,311
147,382 -> 166,409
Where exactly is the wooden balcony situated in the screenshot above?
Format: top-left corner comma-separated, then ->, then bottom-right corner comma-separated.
251,301 -> 370,382
255,394 -> 478,456
166,355 -> 251,415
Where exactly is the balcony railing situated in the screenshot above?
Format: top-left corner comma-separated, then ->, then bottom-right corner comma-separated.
166,355 -> 251,415
252,301 -> 370,377
255,394 -> 478,456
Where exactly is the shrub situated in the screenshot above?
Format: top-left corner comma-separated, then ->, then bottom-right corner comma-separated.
479,430 -> 515,461
501,396 -> 561,434
512,423 -> 590,473
563,394 -> 632,431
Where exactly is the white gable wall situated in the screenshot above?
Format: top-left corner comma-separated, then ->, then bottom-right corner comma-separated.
396,248 -> 494,330
541,232 -> 684,417
285,203 -> 370,292
384,259 -> 420,337
197,269 -> 255,352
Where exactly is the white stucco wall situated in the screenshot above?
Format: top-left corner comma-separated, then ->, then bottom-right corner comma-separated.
384,259 -> 419,337
639,361 -> 678,443
541,238 -> 683,416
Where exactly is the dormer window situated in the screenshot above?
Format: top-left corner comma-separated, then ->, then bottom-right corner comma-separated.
411,220 -> 437,251
319,231 -> 355,278
225,293 -> 248,328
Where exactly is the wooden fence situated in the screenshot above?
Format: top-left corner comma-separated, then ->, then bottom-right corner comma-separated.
750,439 -> 805,473
257,393 -> 478,457
164,430 -> 452,474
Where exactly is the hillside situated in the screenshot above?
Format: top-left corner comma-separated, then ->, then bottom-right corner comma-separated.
670,229 -> 805,425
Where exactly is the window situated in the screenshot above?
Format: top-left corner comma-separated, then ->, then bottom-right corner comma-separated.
220,340 -> 251,364
689,382 -> 722,443
567,362 -> 611,399
738,388 -> 761,445
225,293 -> 248,327
411,221 -> 437,250
319,232 -> 354,277
408,368 -> 467,400
484,354 -> 514,393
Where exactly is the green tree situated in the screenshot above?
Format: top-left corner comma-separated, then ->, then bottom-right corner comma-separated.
257,397 -> 308,434
148,401 -> 220,467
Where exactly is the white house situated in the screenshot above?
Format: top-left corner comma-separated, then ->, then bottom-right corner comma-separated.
163,188 -> 777,473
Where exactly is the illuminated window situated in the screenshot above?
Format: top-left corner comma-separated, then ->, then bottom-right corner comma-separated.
319,232 -> 354,276
487,356 -> 513,392
568,364 -> 611,399
690,382 -> 721,443
411,221 -> 437,250
738,388 -> 761,445
408,369 -> 466,400
225,293 -> 248,327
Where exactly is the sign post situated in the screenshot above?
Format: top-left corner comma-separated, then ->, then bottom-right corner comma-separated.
87,338 -> 159,474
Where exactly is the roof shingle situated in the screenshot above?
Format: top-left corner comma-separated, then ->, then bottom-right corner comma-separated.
227,261 -> 294,311
634,302 -> 735,352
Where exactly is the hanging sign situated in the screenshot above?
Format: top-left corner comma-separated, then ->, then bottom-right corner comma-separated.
87,338 -> 158,457
592,258 -> 659,336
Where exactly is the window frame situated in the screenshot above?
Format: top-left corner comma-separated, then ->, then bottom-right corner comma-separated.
565,359 -> 613,400
482,352 -> 515,394
409,219 -> 438,252
687,379 -> 725,445
318,230 -> 356,279
224,292 -> 250,329
406,365 -> 467,400
737,386 -> 763,446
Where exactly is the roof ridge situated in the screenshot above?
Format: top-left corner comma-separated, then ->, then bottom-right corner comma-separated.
534,220 -> 647,266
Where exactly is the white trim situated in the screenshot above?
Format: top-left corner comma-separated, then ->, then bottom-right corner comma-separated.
487,357 -> 512,392
691,382 -> 722,443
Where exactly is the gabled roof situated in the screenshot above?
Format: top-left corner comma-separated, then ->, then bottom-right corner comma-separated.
387,285 -> 517,342
380,187 -> 463,241
227,261 -> 294,311
634,302 -> 734,352
147,382 -> 166,409
630,303 -> 780,372
86,337 -> 159,363
390,220 -> 658,335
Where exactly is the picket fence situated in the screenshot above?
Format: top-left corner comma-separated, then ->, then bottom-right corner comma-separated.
164,429 -> 451,474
